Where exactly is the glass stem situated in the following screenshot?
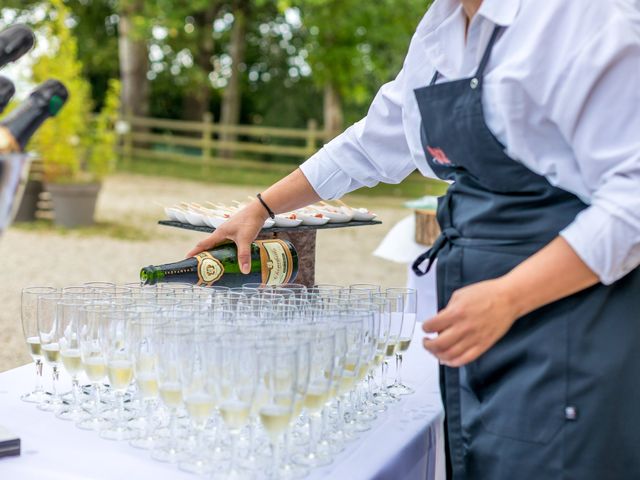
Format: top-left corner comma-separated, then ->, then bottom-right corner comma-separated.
35,359 -> 44,393
396,353 -> 404,385
381,360 -> 389,390
71,377 -> 80,410
282,429 -> 291,468
93,382 -> 102,418
144,399 -> 154,439
271,435 -> 281,478
117,392 -> 125,429
168,408 -> 178,451
307,413 -> 319,457
51,365 -> 59,404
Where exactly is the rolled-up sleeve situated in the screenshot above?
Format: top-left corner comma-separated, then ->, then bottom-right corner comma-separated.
300,68 -> 416,200
552,13 -> 640,284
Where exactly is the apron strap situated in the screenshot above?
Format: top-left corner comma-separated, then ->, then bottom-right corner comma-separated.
473,25 -> 503,82
412,227 -> 460,276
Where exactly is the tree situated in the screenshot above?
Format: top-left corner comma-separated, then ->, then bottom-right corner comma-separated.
119,0 -> 150,117
293,0 -> 429,135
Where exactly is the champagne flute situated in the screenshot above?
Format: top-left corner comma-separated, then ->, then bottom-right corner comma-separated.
293,327 -> 336,468
77,304 -> 110,431
178,331 -> 217,474
100,308 -> 135,440
129,305 -> 165,449
37,293 -> 65,413
20,286 -> 56,404
386,288 -> 417,395
258,344 -> 298,479
214,337 -> 259,480
151,323 -> 192,463
56,301 -> 90,422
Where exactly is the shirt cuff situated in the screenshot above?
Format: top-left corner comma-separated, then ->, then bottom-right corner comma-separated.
299,147 -> 361,200
560,204 -> 640,285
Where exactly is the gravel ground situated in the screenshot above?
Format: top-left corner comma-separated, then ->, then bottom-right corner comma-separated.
0,173 -> 410,372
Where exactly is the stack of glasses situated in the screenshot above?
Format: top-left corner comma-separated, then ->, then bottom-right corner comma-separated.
20,283 -> 417,479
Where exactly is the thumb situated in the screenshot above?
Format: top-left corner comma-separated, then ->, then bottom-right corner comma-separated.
236,240 -> 252,274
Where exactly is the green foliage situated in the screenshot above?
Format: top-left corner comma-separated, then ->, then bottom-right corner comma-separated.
87,79 -> 121,180
30,0 -> 120,183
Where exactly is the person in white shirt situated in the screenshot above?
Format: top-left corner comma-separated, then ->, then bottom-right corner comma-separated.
188,0 -> 640,477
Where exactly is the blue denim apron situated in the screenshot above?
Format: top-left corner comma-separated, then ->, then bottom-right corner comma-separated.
413,26 -> 640,479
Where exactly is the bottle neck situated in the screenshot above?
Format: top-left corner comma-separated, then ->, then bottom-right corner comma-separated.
1,100 -> 52,151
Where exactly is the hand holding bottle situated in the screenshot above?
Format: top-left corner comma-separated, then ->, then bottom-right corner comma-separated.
185,202 -> 269,274
186,169 -> 322,272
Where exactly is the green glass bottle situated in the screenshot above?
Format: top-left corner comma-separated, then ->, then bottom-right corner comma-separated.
140,239 -> 299,288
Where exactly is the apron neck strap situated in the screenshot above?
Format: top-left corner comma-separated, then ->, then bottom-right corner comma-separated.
428,24 -> 503,86
474,25 -> 503,79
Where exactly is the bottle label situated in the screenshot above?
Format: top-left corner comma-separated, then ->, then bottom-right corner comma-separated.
256,239 -> 294,286
195,252 -> 224,286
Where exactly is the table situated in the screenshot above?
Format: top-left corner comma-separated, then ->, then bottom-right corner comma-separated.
0,328 -> 443,480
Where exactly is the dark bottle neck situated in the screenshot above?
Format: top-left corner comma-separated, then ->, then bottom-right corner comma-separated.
0,80 -> 67,150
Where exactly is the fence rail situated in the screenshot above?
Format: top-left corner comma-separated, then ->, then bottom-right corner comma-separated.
118,113 -> 337,171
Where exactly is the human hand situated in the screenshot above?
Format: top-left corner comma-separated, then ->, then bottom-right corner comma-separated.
421,278 -> 520,367
185,202 -> 268,274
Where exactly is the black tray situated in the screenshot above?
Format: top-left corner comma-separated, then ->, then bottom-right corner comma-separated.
158,219 -> 382,234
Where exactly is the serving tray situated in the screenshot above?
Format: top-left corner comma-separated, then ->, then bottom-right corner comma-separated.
158,219 -> 382,234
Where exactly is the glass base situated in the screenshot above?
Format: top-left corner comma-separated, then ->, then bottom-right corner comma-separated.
76,416 -> 109,431
56,406 -> 90,422
276,462 -> 309,480
37,397 -> 66,413
99,422 -> 135,441
150,442 -> 187,464
21,390 -> 51,404
178,456 -> 215,475
129,434 -> 159,450
292,450 -> 333,468
387,383 -> 414,396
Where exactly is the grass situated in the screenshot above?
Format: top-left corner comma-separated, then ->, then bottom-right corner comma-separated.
118,156 -> 448,201
12,219 -> 153,241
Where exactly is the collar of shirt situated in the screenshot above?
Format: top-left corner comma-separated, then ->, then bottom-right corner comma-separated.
418,0 -> 522,80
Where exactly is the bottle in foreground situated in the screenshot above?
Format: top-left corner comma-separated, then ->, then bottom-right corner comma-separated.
140,239 -> 298,288
0,79 -> 69,154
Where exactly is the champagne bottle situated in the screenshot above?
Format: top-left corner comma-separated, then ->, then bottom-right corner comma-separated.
0,24 -> 35,69
140,239 -> 299,287
0,79 -> 69,154
0,77 -> 15,113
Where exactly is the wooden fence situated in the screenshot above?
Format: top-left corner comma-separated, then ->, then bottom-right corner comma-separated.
118,113 -> 337,172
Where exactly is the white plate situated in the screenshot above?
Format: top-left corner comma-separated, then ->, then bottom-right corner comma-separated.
164,207 -> 181,222
172,209 -> 189,224
351,209 -> 377,221
274,215 -> 303,228
322,210 -> 353,223
263,218 -> 276,228
185,211 -> 207,227
297,212 -> 330,226
205,216 -> 227,229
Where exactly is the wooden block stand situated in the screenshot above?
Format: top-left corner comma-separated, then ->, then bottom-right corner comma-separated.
158,220 -> 382,288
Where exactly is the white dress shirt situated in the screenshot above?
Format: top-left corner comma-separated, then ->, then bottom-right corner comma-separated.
300,0 -> 640,285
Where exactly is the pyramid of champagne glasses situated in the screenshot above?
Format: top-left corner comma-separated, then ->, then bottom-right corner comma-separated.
20,282 -> 417,478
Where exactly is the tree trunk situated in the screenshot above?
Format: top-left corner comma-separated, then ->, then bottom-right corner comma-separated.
118,0 -> 149,117
220,0 -> 248,157
323,82 -> 343,140
181,4 -> 221,122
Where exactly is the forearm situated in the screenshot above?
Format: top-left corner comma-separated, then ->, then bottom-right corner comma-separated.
499,236 -> 599,318
246,168 -> 321,219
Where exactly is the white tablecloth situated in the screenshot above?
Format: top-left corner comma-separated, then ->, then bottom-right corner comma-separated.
0,328 -> 443,480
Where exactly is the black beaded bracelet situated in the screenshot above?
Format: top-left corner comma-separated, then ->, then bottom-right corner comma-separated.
256,193 -> 275,219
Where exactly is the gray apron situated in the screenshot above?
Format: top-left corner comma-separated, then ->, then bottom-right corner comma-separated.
412,26 -> 640,479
